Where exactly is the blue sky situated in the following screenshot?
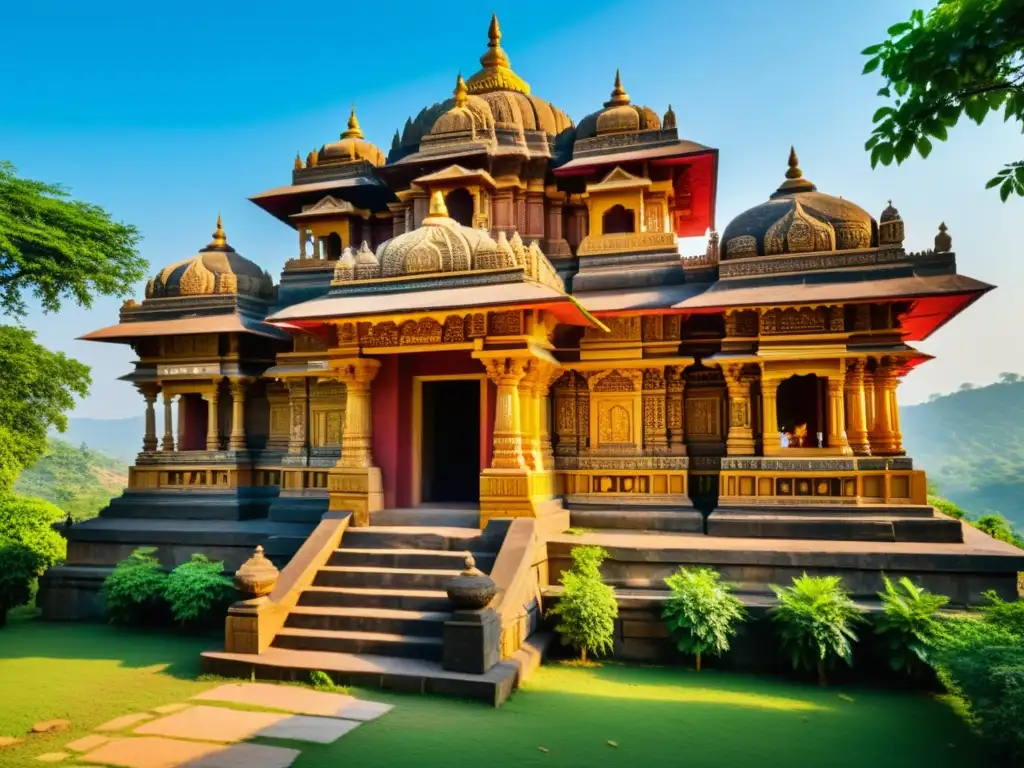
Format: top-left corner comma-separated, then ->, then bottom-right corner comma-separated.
2,0 -> 1020,418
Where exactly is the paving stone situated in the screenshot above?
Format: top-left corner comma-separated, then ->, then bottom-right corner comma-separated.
80,736 -> 299,768
152,704 -> 191,715
96,713 -> 154,732
32,720 -> 70,734
135,705 -> 354,745
0,736 -> 23,748
35,753 -> 69,763
257,716 -> 360,744
192,683 -> 392,721
66,734 -> 110,753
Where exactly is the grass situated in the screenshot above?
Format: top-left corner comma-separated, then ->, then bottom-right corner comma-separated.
0,616 -> 985,768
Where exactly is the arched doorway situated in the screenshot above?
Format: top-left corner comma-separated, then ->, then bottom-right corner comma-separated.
602,204 -> 635,234
324,232 -> 342,260
683,364 -> 726,515
445,188 -> 474,227
776,374 -> 826,447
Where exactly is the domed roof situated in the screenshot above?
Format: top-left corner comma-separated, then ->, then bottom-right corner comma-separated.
428,75 -> 495,138
145,217 -> 274,300
576,71 -> 662,140
374,192 -> 523,279
720,148 -> 877,260
318,107 -> 386,167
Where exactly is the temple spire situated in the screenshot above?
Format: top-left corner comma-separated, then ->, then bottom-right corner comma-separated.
206,214 -> 230,250
772,145 -> 816,197
480,13 -> 511,69
604,69 -> 630,107
466,13 -> 529,94
786,146 -> 802,180
427,190 -> 449,218
342,105 -> 364,139
454,73 -> 468,107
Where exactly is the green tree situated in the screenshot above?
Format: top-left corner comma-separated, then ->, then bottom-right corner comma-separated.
164,554 -> 236,627
0,161 -> 145,317
663,566 -> 746,671
770,574 -> 865,686
0,493 -> 66,626
875,576 -> 949,674
862,0 -> 1024,199
550,546 -> 618,662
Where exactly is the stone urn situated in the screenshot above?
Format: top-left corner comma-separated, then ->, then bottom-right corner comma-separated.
445,554 -> 498,610
233,545 -> 280,599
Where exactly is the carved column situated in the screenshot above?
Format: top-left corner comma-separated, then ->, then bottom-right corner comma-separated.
870,364 -> 900,455
643,368 -> 668,452
228,379 -> 248,451
844,360 -> 872,455
139,387 -> 158,452
161,391 -> 175,451
297,228 -> 307,259
667,366 -> 686,454
888,372 -> 905,455
484,358 -> 527,469
826,377 -> 853,455
286,379 -> 309,457
533,364 -> 561,470
203,386 -> 220,452
518,369 -> 538,471
336,359 -> 380,468
724,365 -> 756,455
761,374 -> 781,455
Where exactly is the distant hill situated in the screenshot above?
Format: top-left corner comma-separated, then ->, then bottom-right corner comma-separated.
15,438 -> 129,522
54,416 -> 143,462
902,378 -> 1024,526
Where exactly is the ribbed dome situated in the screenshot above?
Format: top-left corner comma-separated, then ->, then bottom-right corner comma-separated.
428,75 -> 495,137
720,148 -> 877,260
318,107 -> 386,167
145,217 -> 274,299
576,71 -> 662,140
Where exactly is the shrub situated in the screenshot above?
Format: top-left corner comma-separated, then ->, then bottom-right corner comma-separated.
550,546 -> 617,662
770,574 -> 864,685
981,590 -> 1024,636
165,554 -> 237,627
928,495 -> 966,520
0,493 -> 67,626
874,576 -> 949,675
663,566 -> 746,671
101,547 -> 168,626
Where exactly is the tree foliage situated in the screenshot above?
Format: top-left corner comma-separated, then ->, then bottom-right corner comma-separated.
101,547 -> 169,626
0,492 -> 66,627
0,326 -> 90,475
663,566 -> 746,671
164,554 -> 236,627
874,575 -> 949,674
0,161 -> 145,317
770,574 -> 864,685
862,0 -> 1024,199
550,546 -> 618,662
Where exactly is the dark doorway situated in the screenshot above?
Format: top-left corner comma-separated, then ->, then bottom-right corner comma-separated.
325,232 -> 342,260
421,380 -> 480,503
602,204 -> 636,234
777,374 -> 825,447
445,188 -> 474,227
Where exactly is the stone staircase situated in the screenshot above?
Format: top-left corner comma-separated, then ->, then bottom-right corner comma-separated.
270,508 -> 500,662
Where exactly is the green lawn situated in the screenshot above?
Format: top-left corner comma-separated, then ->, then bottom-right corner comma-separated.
0,616 -> 984,768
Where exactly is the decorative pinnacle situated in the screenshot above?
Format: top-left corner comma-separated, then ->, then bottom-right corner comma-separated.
480,13 -> 510,69
605,69 -> 630,107
207,214 -> 228,249
454,72 -> 468,107
342,105 -> 363,139
294,152 -> 303,170
427,190 -> 449,218
488,13 -> 501,46
786,146 -> 802,179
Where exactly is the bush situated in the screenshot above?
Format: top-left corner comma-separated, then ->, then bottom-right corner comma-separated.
0,493 -> 67,626
550,546 -> 617,662
165,554 -> 236,627
770,574 -> 864,685
981,591 -> 1024,637
928,495 -> 966,520
663,566 -> 745,671
101,547 -> 169,626
874,576 -> 949,675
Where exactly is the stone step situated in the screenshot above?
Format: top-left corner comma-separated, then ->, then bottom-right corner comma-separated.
272,627 -> 443,660
313,565 -> 461,590
344,527 -> 494,552
298,586 -> 451,612
328,547 -> 493,572
371,507 -> 480,528
714,503 -> 937,519
569,508 -> 704,533
706,512 -> 963,543
285,606 -> 450,637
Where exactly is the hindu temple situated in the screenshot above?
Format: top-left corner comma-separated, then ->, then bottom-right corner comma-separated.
40,15 -> 1024,703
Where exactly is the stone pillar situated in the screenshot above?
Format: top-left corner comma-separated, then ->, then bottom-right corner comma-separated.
298,228 -> 307,259
535,366 -> 561,469
484,358 -> 527,469
761,376 -> 781,455
140,387 -> 158,452
287,380 -> 309,457
336,359 -> 380,468
724,365 -> 756,455
525,183 -> 545,241
228,379 -> 248,451
204,387 -> 220,452
870,364 -> 900,455
667,366 -> 686,454
844,360 -> 872,455
826,377 -> 853,455
161,392 -> 175,451
518,373 -> 537,471
888,374 -> 905,455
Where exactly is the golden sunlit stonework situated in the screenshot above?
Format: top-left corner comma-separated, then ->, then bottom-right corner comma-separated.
43,16 -> 1023,690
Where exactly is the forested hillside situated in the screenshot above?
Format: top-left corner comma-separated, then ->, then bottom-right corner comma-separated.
902,377 -> 1024,526
14,439 -> 128,522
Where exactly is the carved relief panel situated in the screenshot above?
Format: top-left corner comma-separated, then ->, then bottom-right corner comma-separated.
683,366 -> 726,455
588,369 -> 643,453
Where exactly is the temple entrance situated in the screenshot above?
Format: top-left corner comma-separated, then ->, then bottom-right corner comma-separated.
445,188 -> 474,228
777,374 -> 826,447
682,364 -> 726,515
420,379 -> 480,503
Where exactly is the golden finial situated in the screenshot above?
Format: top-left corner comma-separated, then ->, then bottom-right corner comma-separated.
663,104 -> 677,129
786,146 -> 802,180
772,146 -> 815,197
480,13 -> 511,70
310,148 -> 319,168
935,222 -> 952,253
294,152 -> 303,170
605,69 -> 630,107
488,13 -> 501,46
206,214 -> 229,250
427,190 -> 449,218
342,105 -> 364,139
454,73 -> 469,107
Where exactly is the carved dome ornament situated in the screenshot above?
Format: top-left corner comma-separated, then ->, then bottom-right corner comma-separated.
233,545 -> 279,599
465,14 -> 530,96
576,70 -> 662,140
444,553 -> 498,610
878,200 -> 905,248
318,106 -> 386,167
721,147 -> 877,260
144,216 -> 275,300
428,74 -> 496,139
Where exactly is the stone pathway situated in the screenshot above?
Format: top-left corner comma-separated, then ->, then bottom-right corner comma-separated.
27,682 -> 394,767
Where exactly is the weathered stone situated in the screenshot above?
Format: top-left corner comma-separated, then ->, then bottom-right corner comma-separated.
192,683 -> 391,721
81,736 -> 299,768
0,736 -> 23,748
257,716 -> 360,744
136,704 -> 356,744
96,713 -> 154,732
35,753 -> 69,763
65,734 -> 110,752
31,720 -> 70,734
